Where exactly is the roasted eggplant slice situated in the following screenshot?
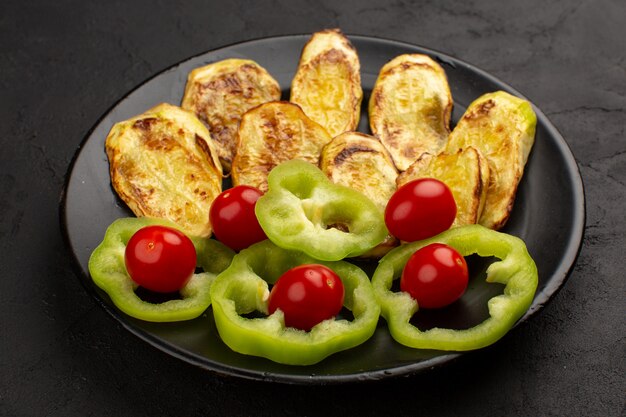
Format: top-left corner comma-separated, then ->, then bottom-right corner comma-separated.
320,131 -> 399,257
105,103 -> 222,237
231,101 -> 332,192
181,59 -> 281,171
444,91 -> 537,230
369,54 -> 453,171
397,147 -> 490,227
290,29 -> 362,138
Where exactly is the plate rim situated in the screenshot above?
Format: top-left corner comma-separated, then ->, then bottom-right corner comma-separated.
59,33 -> 586,385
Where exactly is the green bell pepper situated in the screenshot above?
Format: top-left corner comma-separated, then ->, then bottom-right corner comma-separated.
255,159 -> 388,261
88,217 -> 235,322
372,224 -> 538,351
210,239 -> 381,365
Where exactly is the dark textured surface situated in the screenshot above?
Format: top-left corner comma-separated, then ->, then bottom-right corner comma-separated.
0,0 -> 624,416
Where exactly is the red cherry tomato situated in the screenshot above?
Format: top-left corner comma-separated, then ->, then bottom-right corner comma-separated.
268,264 -> 345,331
209,185 -> 267,251
124,225 -> 197,293
401,243 -> 469,309
385,178 -> 456,242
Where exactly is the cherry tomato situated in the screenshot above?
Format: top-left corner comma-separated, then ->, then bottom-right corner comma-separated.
209,185 -> 267,251
124,225 -> 197,293
268,264 -> 345,331
401,243 -> 469,309
385,178 -> 456,242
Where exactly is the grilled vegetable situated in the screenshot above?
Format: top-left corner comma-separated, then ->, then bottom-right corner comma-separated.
290,28 -> 362,138
181,59 -> 281,171
369,54 -> 453,171
397,147 -> 490,227
231,101 -> 332,192
320,131 -> 399,256
444,91 -> 536,230
105,103 -> 222,237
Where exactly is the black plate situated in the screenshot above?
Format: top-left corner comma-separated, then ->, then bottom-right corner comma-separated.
60,35 -> 585,384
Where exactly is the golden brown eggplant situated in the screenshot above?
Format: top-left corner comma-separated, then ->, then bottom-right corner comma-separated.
231,101 -> 332,192
320,131 -> 399,257
105,103 -> 222,237
290,29 -> 362,138
181,59 -> 281,171
444,91 -> 537,230
369,54 -> 452,171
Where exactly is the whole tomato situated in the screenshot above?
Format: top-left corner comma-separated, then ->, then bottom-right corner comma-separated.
124,225 -> 197,293
385,178 -> 456,242
209,185 -> 267,251
401,243 -> 468,309
268,264 -> 345,331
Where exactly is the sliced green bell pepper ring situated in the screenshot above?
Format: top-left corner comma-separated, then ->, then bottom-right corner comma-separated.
88,217 -> 235,322
372,224 -> 538,351
210,239 -> 381,365
255,160 -> 388,261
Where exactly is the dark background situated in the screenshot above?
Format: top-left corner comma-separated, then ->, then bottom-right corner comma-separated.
1,1 -> 624,416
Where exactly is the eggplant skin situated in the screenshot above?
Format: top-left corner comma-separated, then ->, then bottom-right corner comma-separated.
290,28 -> 362,138
397,147 -> 490,228
369,54 -> 452,171
444,91 -> 536,230
231,101 -> 333,193
320,131 -> 399,257
181,59 -> 281,172
105,103 -> 222,238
